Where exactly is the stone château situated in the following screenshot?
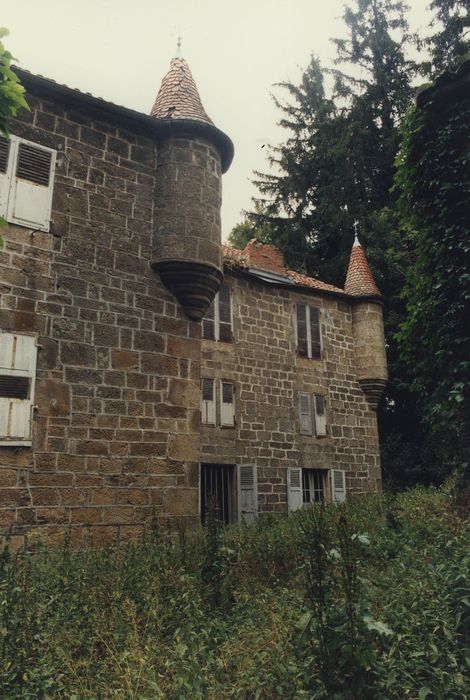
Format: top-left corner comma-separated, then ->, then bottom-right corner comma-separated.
0,55 -> 387,547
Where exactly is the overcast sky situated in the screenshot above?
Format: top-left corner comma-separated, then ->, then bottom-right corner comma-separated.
3,0 -> 430,239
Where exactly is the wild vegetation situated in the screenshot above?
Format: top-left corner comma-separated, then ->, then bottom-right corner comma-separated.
0,487 -> 468,699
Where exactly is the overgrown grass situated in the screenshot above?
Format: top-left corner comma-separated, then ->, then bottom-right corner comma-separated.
1,486 -> 469,699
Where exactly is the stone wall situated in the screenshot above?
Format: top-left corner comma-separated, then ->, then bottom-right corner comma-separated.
201,272 -> 382,515
0,92 -> 202,548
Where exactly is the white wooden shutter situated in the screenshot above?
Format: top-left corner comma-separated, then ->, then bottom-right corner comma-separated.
0,332 -> 37,444
298,392 -> 312,435
0,136 -> 15,217
238,464 -> 258,522
220,381 -> 235,426
331,469 -> 346,502
201,378 -> 216,425
287,467 -> 303,512
7,138 -> 56,232
314,395 -> 327,436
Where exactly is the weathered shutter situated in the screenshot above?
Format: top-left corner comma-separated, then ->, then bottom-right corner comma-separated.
287,467 -> 303,512
0,332 -> 37,444
0,136 -> 14,217
314,395 -> 327,436
309,306 -> 321,358
201,378 -> 216,425
238,464 -> 258,522
296,304 -> 308,356
202,299 -> 216,340
7,139 -> 56,232
331,469 -> 346,502
218,283 -> 232,342
220,381 -> 235,427
298,392 -> 312,435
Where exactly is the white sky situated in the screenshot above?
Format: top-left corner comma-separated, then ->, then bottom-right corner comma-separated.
3,0 -> 430,240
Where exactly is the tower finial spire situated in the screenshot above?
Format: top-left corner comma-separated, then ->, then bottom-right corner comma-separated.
353,220 -> 360,246
176,34 -> 182,57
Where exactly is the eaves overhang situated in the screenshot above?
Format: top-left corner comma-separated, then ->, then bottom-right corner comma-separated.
14,67 -> 234,173
225,266 -> 386,305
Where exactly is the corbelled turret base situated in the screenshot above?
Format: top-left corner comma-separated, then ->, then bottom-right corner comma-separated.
359,379 -> 387,410
152,260 -> 223,321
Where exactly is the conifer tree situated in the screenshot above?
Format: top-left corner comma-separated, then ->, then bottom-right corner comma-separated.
248,56 -> 352,278
420,0 -> 470,77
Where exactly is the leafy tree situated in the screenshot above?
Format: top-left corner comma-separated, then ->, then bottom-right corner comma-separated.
395,72 -> 470,482
420,0 -> 470,77
0,28 -> 28,243
227,206 -> 275,251
0,28 -> 28,138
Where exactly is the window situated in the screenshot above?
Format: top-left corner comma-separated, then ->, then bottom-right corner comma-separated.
287,467 -> 346,511
201,378 -> 216,425
202,283 -> 232,341
302,469 -> 326,504
0,135 -> 56,232
201,379 -> 235,427
296,304 -> 321,358
330,469 -> 346,502
298,392 -> 327,436
200,463 -> 258,525
220,381 -> 234,426
0,332 -> 37,445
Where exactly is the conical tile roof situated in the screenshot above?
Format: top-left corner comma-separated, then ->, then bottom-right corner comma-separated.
150,57 -> 213,124
344,238 -> 382,297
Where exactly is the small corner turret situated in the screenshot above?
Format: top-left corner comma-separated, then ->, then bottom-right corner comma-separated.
150,54 -> 234,320
345,236 -> 388,409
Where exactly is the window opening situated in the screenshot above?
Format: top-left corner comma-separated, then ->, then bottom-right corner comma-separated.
200,463 -> 235,525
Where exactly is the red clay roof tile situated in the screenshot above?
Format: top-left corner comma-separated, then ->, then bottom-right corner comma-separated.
150,57 -> 213,124
222,242 -> 345,295
344,240 -> 381,297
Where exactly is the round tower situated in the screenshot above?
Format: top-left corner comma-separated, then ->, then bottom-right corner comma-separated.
345,237 -> 388,409
150,56 -> 233,320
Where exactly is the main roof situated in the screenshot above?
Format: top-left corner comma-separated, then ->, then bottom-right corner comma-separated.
150,57 -> 213,124
223,239 -> 382,302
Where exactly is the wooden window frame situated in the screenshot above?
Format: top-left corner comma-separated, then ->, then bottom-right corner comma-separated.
201,378 -> 235,428
202,283 -> 233,342
298,391 -> 328,437
295,303 -> 322,359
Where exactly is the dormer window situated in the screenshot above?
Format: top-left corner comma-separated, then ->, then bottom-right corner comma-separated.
202,283 -> 232,342
0,135 -> 56,232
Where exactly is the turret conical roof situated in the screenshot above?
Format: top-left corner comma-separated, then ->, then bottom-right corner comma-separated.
150,57 -> 213,124
344,238 -> 382,298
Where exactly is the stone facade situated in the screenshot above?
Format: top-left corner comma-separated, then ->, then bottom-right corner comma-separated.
201,272 -> 382,516
0,62 -> 387,548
